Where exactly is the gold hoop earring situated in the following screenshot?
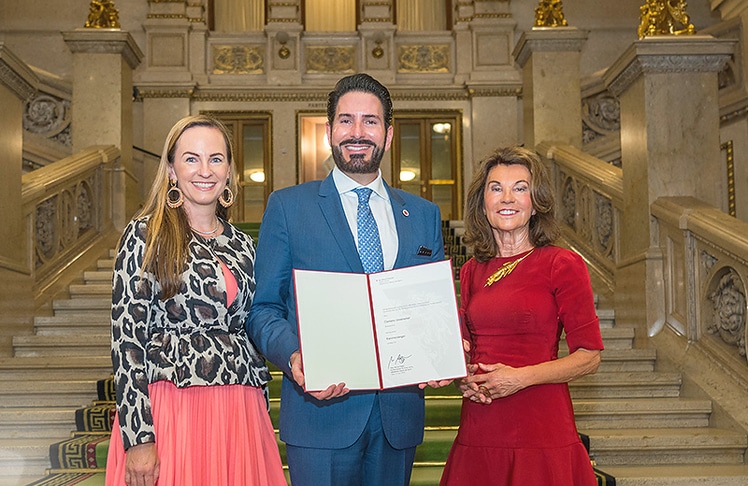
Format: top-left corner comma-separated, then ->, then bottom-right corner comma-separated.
219,186 -> 234,208
166,180 -> 184,208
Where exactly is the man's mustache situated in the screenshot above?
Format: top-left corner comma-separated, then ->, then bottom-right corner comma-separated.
339,138 -> 376,147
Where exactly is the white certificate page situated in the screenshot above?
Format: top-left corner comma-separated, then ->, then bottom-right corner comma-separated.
294,260 -> 466,391
294,269 -> 381,391
368,259 -> 466,388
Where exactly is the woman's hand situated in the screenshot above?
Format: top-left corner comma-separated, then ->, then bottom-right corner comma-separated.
124,442 -> 159,486
473,362 -> 525,403
462,348 -> 602,404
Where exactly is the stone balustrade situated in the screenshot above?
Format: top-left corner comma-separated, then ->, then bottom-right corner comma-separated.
538,142 -> 623,294
20,145 -> 120,289
652,196 -> 748,370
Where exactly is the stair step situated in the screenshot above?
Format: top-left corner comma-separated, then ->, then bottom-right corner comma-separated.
0,438 -> 52,481
51,298 -> 110,317
410,465 -> 446,486
97,258 -> 114,270
68,283 -> 112,298
0,356 -> 111,380
559,347 -> 657,372
598,326 -> 634,349
402,396 -> 713,430
569,372 -> 682,399
34,314 -> 109,336
561,327 -> 634,351
586,428 -> 748,466
0,381 -> 98,408
415,429 -> 456,463
596,349 -> 656,372
599,464 -> 748,486
83,270 -> 113,283
574,398 -> 712,428
12,335 -> 109,357
0,408 -> 78,439
597,308 -> 615,328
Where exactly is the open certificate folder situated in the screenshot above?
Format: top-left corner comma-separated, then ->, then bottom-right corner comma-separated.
293,259 -> 467,391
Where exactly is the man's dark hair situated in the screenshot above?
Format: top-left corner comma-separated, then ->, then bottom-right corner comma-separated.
327,73 -> 393,128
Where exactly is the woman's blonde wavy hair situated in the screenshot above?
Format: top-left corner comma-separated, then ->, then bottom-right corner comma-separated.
463,146 -> 559,263
135,114 -> 238,299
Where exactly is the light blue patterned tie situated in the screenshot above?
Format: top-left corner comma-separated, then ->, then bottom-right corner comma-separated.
354,188 -> 384,274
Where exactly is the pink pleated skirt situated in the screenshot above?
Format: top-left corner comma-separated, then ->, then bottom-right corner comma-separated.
106,380 -> 287,486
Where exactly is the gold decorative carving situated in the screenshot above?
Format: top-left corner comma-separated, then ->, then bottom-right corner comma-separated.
305,46 -> 355,74
398,45 -> 450,73
721,140 -> 736,217
638,0 -> 695,39
134,88 -> 194,99
84,0 -> 121,29
468,87 -> 522,98
147,14 -> 187,19
212,46 -> 264,74
193,91 -> 328,102
534,0 -> 567,27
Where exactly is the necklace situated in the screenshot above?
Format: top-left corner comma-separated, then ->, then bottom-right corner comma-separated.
191,220 -> 220,237
485,249 -> 534,287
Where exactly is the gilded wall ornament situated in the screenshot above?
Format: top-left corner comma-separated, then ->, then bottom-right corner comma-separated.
305,47 -> 355,74
398,45 -> 450,73
637,0 -> 695,39
535,0 -> 568,28
213,46 -> 264,74
84,0 -> 121,29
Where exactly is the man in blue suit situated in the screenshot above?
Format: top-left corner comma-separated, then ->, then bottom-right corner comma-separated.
247,73 -> 447,485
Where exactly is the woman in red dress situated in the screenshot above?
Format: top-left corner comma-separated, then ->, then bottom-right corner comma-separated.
440,146 -> 604,485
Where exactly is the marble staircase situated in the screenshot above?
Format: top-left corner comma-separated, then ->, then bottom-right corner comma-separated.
2,240 -> 748,484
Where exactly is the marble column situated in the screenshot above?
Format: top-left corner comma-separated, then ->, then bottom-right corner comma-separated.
602,36 -> 735,340
0,44 -> 38,354
513,27 -> 588,150
62,29 -> 143,229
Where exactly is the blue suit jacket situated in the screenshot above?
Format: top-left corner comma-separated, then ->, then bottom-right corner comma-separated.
247,173 -> 444,449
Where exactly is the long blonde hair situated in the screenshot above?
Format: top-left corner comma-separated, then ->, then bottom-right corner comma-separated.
136,114 -> 238,299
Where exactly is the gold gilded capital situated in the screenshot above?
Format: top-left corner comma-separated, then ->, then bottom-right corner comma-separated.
534,0 -> 568,28
637,0 -> 695,39
84,0 -> 121,29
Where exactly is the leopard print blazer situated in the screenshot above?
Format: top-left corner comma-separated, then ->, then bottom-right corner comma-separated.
111,218 -> 271,450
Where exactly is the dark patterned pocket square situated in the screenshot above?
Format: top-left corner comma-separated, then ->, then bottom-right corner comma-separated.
417,246 -> 432,256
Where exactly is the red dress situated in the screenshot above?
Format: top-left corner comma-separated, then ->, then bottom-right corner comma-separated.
440,246 -> 604,486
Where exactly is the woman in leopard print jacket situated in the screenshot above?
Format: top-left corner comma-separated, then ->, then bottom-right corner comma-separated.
105,115 -> 286,486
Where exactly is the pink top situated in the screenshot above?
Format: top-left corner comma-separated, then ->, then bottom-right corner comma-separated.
219,259 -> 238,306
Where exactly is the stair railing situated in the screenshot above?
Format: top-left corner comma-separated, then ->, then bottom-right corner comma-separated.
20,145 -> 121,292
652,196 -> 748,369
537,142 -> 623,295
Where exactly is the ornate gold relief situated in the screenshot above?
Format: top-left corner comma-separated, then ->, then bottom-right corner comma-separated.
721,140 -> 735,217
534,0 -> 567,27
638,0 -> 695,39
84,0 -> 121,28
305,47 -> 355,74
212,46 -> 264,74
398,45 -> 450,73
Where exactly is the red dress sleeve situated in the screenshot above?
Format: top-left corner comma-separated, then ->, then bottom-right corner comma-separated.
458,258 -> 475,349
551,249 -> 605,353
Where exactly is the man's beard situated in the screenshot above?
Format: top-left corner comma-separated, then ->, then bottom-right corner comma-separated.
331,139 -> 385,174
